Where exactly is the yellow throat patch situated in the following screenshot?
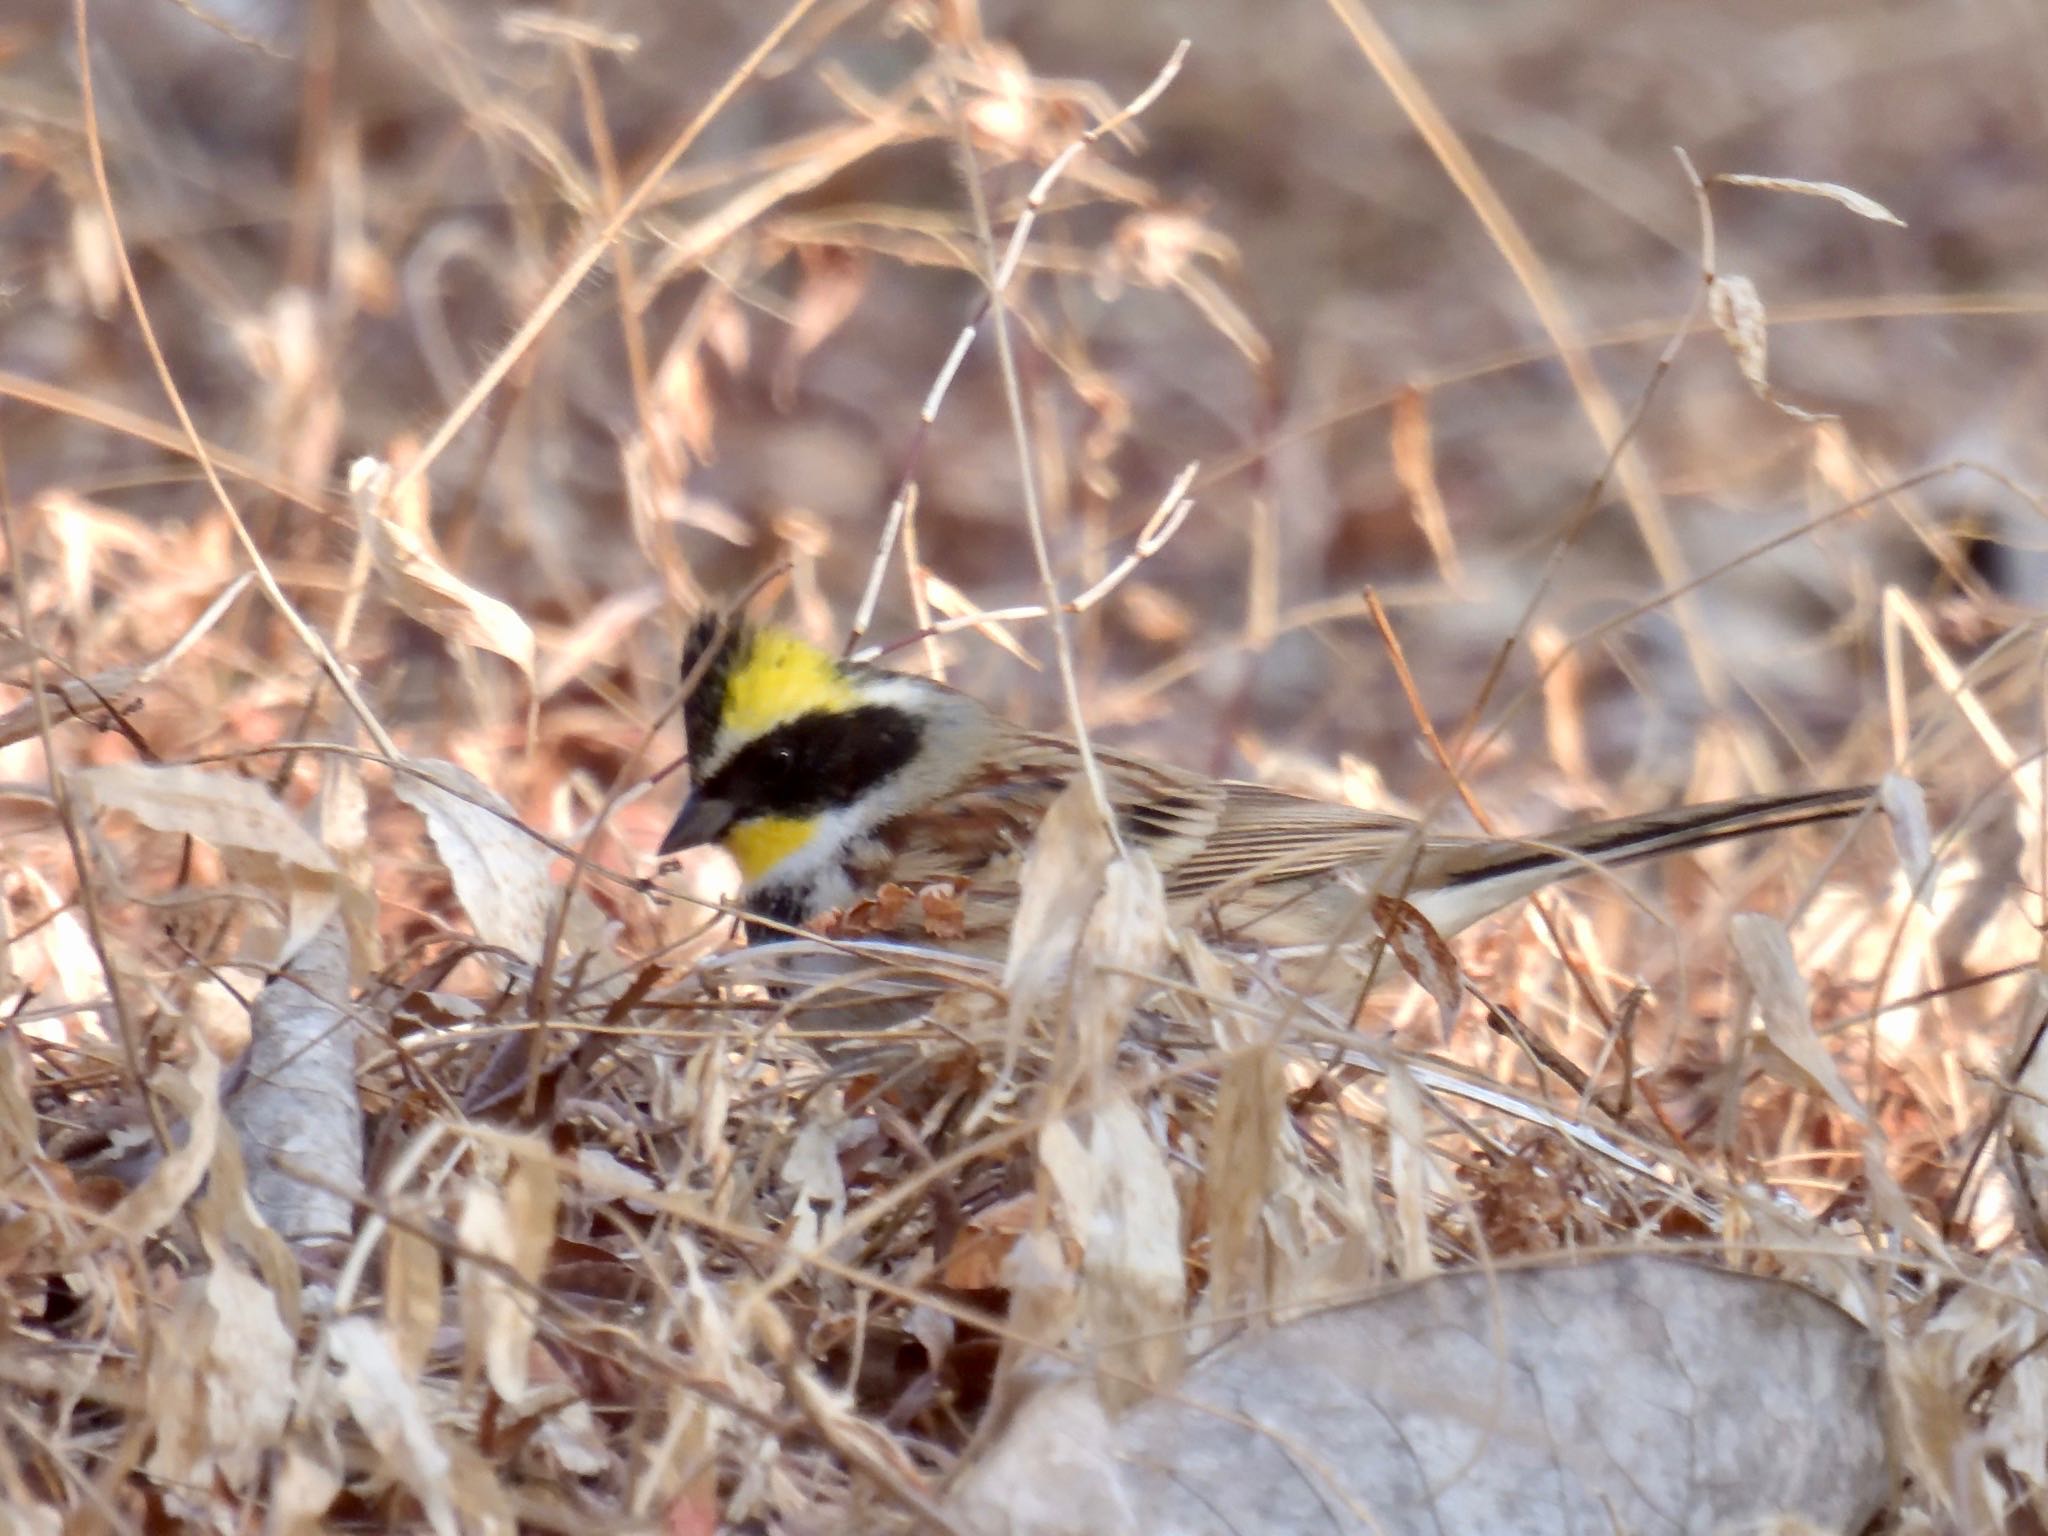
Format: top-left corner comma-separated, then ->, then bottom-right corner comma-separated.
723,815 -> 818,883
721,628 -> 857,744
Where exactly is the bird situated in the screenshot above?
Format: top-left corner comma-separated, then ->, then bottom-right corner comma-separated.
658,613 -> 1873,1011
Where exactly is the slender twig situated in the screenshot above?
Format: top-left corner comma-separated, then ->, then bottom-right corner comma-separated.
379,0 -> 825,511
71,0 -> 398,763
936,42 -> 1191,849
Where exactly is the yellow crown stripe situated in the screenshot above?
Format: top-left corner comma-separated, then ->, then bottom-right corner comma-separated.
721,628 -> 857,743
724,815 -> 818,882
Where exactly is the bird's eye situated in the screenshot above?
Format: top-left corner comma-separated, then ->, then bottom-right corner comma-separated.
767,744 -> 795,768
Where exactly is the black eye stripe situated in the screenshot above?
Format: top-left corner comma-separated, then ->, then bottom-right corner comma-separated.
699,704 -> 923,820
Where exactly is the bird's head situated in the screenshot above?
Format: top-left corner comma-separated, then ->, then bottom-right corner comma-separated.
660,616 -> 984,906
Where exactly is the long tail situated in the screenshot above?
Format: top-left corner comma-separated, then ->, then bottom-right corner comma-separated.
1415,784 -> 1875,936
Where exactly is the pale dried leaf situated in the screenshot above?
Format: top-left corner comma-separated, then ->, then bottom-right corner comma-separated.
1382,1063 -> 1434,1278
455,1172 -> 546,1407
704,286 -> 749,371
954,1257 -> 1889,1536
1205,1045 -> 1283,1324
1731,912 -> 1868,1123
1004,780 -> 1114,1018
535,583 -> 665,698
105,1043 -> 222,1244
182,975 -> 249,1059
68,203 -> 120,317
328,1317 -> 458,1536
782,1111 -> 848,1251
922,572 -> 1035,665
1880,772 -> 1934,903
71,762 -> 336,874
270,1442 -> 345,1536
1715,173 -> 1907,227
1707,273 -> 1834,423
1709,272 -> 1770,395
394,758 -> 608,968
351,457 -> 536,679
320,752 -> 382,978
533,1398 -> 612,1478
144,1257 -> 295,1490
1070,849 -> 1171,1078
1080,1096 -> 1185,1405
1003,1225 -> 1081,1365
650,320 -> 719,463
507,1149 -> 559,1287
386,1222 -> 443,1381
1372,895 -> 1463,1032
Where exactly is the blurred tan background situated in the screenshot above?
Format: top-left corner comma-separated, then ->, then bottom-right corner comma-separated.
4,0 -> 2044,809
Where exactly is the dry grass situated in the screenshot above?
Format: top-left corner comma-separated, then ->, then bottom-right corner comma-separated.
3,0 -> 2048,1530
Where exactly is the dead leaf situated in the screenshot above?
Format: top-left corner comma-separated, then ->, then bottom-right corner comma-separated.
328,1317 -> 458,1536
269,1441 -> 344,1536
922,572 -> 1036,666
103,1042 -> 222,1245
1709,273 -> 1770,396
1077,1096 -> 1185,1407
1071,849 -> 1170,1079
1879,772 -> 1933,904
941,1192 -> 1039,1291
1707,273 -> 1833,423
320,752 -> 381,979
1205,1044 -> 1284,1324
781,1107 -> 848,1251
1004,780 -> 1114,1023
385,1222 -> 443,1382
1731,911 -> 1868,1123
1381,1064 -> 1435,1278
68,204 -> 120,318
394,758 -> 609,971
651,332 -> 717,466
456,1179 -> 536,1406
445,1149 -> 558,1412
143,1254 -> 295,1492
71,760 -> 341,967
350,458 -> 536,681
1372,895 -> 1463,1032
71,761 -> 335,874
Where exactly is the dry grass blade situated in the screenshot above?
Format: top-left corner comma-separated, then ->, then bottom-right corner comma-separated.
1713,173 -> 1907,227
0,573 -> 250,750
8,2 -> 2046,1529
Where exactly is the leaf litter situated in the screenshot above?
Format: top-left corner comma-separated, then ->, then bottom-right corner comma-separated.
1,9 -> 2043,1535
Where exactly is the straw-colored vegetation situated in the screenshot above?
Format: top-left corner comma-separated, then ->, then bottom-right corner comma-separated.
2,0 -> 2046,1530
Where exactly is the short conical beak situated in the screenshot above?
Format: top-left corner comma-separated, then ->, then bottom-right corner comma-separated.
660,791 -> 736,855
